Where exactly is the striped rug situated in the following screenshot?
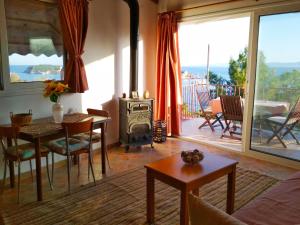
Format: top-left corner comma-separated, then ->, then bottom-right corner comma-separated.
2,167 -> 278,225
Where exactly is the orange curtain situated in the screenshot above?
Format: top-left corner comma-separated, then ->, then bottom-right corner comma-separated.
58,0 -> 89,93
155,12 -> 182,136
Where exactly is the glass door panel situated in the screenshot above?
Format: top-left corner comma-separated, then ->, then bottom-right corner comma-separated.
250,12 -> 300,161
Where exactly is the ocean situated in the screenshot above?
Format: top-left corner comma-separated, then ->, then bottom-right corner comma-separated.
181,65 -> 300,86
10,65 -> 61,82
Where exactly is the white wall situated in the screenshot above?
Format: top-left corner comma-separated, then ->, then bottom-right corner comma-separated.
0,0 -> 158,176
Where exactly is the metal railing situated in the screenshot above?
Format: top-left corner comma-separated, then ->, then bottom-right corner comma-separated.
182,83 -> 245,119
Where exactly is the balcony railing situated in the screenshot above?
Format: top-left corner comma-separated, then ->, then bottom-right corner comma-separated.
182,83 -> 245,119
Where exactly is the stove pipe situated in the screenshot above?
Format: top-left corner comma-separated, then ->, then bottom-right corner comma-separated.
123,0 -> 139,98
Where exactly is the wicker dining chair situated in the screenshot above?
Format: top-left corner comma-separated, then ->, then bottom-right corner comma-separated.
47,118 -> 96,192
196,87 -> 223,132
220,95 -> 243,140
266,97 -> 300,148
0,126 -> 52,203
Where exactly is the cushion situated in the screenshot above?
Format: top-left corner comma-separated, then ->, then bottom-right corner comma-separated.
267,116 -> 295,125
188,194 -> 247,225
73,132 -> 101,142
233,172 -> 300,225
5,147 -> 35,160
47,138 -> 89,155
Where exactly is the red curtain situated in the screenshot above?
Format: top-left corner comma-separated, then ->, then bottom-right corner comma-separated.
155,12 -> 182,136
58,0 -> 89,93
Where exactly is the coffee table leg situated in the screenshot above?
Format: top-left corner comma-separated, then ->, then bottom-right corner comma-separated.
192,189 -> 199,196
180,188 -> 189,225
227,166 -> 236,214
146,169 -> 155,224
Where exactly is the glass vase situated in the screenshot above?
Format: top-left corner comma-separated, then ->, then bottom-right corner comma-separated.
52,102 -> 64,123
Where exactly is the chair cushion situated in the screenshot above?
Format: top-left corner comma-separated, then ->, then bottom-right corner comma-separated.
267,116 -> 295,125
47,138 -> 89,155
5,147 -> 35,160
188,194 -> 247,225
73,132 -> 101,142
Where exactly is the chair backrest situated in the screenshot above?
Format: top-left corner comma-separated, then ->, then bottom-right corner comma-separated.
220,95 -> 243,122
287,97 -> 300,124
87,108 -> 109,118
87,108 -> 109,131
62,118 -> 94,137
0,126 -> 20,154
195,86 -> 211,112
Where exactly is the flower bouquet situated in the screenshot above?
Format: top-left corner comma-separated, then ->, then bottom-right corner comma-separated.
43,81 -> 69,123
43,80 -> 70,103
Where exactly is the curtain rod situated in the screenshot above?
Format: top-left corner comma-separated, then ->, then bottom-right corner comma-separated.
160,0 -> 257,15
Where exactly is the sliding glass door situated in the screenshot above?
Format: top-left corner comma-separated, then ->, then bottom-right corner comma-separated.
249,9 -> 300,161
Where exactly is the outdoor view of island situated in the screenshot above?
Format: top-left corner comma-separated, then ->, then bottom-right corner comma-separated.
9,53 -> 63,83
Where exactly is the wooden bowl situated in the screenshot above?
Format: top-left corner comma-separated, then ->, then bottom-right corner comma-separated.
10,110 -> 32,126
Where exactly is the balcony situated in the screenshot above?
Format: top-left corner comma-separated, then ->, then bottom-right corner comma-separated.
181,82 -> 300,160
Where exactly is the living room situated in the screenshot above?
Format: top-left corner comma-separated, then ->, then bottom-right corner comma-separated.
0,0 -> 300,224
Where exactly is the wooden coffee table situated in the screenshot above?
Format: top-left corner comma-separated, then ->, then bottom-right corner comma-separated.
144,152 -> 238,225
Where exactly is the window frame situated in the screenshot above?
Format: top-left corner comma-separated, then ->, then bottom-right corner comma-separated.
0,0 -> 64,96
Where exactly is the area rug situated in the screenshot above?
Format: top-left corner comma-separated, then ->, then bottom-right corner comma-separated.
2,167 -> 278,225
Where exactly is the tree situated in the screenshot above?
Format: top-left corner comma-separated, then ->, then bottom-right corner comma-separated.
229,48 -> 248,87
208,71 -> 229,85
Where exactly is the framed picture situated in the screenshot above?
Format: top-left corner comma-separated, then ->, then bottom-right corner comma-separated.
132,91 -> 139,99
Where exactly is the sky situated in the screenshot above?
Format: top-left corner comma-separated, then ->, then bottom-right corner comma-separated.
9,53 -> 63,66
258,12 -> 300,63
179,16 -> 250,67
179,12 -> 300,67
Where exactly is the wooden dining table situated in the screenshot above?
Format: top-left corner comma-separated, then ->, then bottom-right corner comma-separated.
6,113 -> 111,201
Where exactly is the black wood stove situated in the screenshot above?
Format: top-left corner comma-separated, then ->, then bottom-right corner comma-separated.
118,0 -> 154,151
119,98 -> 154,151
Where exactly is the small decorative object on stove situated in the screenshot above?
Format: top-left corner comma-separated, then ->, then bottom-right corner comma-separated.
153,120 -> 167,143
122,93 -> 126,98
132,91 -> 139,99
43,80 -> 69,123
181,149 -> 204,164
143,90 -> 150,99
10,110 -> 32,126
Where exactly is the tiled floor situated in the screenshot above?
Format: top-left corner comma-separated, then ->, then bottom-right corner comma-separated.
182,117 -> 300,161
0,138 -> 298,207
181,118 -> 242,151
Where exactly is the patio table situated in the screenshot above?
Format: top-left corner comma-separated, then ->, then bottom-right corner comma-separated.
5,113 -> 111,201
210,98 -> 289,116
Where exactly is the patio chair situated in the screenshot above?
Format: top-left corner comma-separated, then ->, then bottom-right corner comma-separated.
196,87 -> 223,132
266,97 -> 300,148
220,95 -> 243,140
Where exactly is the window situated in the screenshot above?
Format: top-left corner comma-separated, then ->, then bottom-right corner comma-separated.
4,0 -> 64,83
250,11 -> 300,161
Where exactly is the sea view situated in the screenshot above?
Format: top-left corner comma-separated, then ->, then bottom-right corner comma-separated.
10,65 -> 61,82
181,65 -> 300,86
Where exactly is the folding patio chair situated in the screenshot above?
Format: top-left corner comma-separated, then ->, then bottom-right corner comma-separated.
220,95 -> 243,140
196,87 -> 223,132
266,97 -> 300,148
